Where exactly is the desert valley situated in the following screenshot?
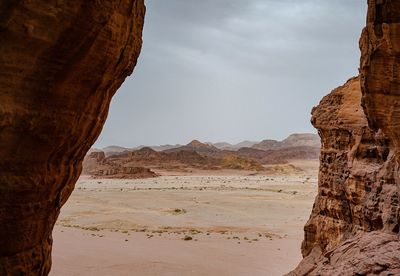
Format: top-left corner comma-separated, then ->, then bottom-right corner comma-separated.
4,1 -> 399,275
51,134 -> 320,275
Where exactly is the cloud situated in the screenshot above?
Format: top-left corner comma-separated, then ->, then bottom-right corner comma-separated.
95,0 -> 367,148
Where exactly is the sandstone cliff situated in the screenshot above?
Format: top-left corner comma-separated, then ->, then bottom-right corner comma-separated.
290,77 -> 400,275
291,0 -> 400,274
0,1 -> 145,274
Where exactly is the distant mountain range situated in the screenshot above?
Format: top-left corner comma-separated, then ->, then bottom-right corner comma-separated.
84,133 -> 320,178
95,133 -> 320,156
252,133 -> 320,151
207,140 -> 258,150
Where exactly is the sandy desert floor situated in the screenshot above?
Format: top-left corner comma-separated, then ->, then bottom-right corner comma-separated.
51,161 -> 318,276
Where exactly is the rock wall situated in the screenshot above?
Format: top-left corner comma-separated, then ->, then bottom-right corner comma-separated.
0,1 -> 145,275
361,0 -> 400,145
291,1 -> 400,274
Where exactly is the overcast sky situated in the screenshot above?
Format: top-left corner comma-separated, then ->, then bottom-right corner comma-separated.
94,0 -> 367,148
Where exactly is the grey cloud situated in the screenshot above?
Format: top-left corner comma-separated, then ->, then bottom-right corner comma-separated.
95,0 -> 367,148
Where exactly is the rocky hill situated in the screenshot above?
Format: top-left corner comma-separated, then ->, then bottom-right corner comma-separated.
210,140 -> 258,150
148,144 -> 182,151
102,145 -> 131,157
117,147 -> 216,169
164,140 -> 220,155
261,146 -> 320,164
85,134 -> 321,176
221,155 -> 265,171
83,145 -> 269,176
252,133 -> 320,151
165,136 -> 319,163
83,134 -> 322,177
82,151 -> 158,179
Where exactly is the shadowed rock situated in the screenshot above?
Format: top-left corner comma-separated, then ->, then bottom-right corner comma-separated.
0,1 -> 145,274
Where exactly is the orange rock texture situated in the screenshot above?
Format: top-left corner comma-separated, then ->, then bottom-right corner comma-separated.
290,1 -> 400,274
0,1 -> 145,275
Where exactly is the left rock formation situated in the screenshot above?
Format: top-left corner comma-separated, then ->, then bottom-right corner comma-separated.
0,1 -> 145,275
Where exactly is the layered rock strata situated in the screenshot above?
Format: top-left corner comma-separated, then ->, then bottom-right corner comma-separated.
0,1 -> 145,275
291,1 -> 400,274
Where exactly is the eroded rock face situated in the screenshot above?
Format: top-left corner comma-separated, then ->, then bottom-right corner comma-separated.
0,1 -> 145,274
360,0 -> 400,146
290,77 -> 400,275
304,77 -> 396,255
291,1 -> 400,274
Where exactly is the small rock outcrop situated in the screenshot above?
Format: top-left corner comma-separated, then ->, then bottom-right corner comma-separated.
82,151 -> 158,179
291,1 -> 400,274
0,1 -> 145,275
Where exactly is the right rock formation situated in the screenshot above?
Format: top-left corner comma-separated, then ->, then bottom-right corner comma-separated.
290,1 -> 400,275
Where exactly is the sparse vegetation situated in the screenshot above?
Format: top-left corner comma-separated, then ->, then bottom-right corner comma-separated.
171,208 -> 187,215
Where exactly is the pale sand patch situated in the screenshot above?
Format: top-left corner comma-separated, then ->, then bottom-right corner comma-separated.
51,164 -> 317,276
51,227 -> 302,276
